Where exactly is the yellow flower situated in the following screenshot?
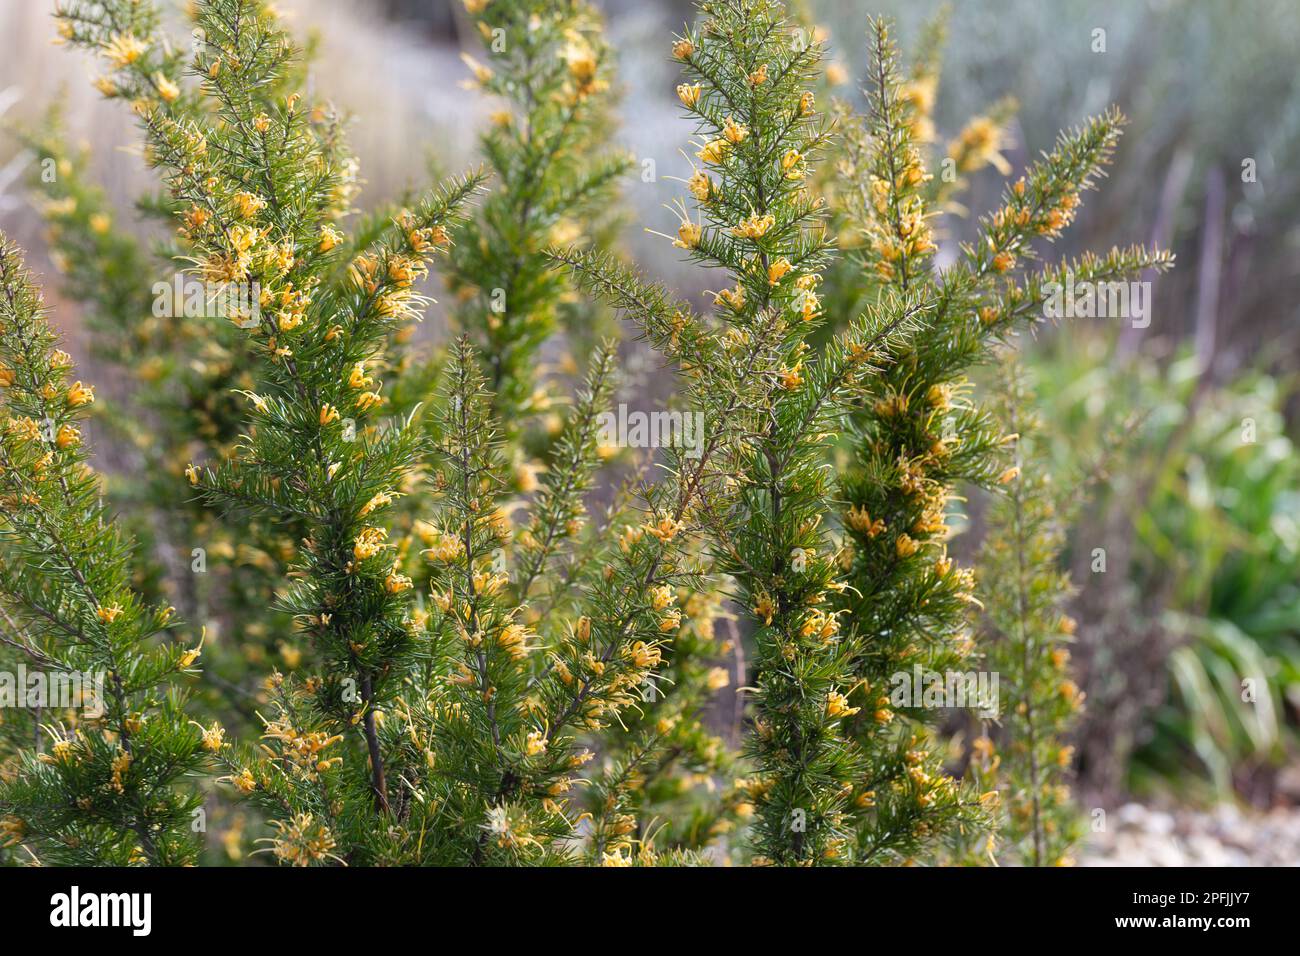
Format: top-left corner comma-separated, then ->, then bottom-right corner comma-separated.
781,149 -> 803,179
676,83 -> 701,108
901,76 -> 938,115
0,816 -> 26,848
318,225 -> 344,252
230,769 -> 256,794
715,284 -> 746,311
269,813 -> 339,867
793,287 -> 821,322
846,504 -> 885,537
672,38 -> 694,60
460,53 -> 493,85
895,534 -> 918,558
89,213 -> 111,235
154,72 -> 180,103
722,116 -> 748,144
732,213 -> 774,240
674,219 -> 703,249
697,139 -> 730,165
767,258 -> 792,285
43,738 -> 76,765
778,361 -> 803,390
185,463 -> 200,486
629,641 -> 662,668
232,191 -> 266,219
97,605 -> 124,624
997,466 -> 1020,485
179,642 -> 202,668
109,749 -> 132,793
348,362 -> 375,390
384,569 -> 412,594
648,584 -> 676,611
563,40 -> 599,93
498,623 -> 534,661
644,515 -> 682,542
359,490 -> 394,517
687,169 -> 712,201
353,526 -> 390,562
103,32 -> 147,68
319,404 -> 340,426
799,90 -> 815,115
525,730 -> 547,756
826,691 -> 860,718
949,115 -> 1012,175
422,531 -> 464,563
748,63 -> 768,86
825,62 -> 849,86
66,381 -> 95,407
706,666 -> 730,691
198,721 -> 226,751
55,424 -> 80,449
753,591 -> 776,626
801,610 -> 841,643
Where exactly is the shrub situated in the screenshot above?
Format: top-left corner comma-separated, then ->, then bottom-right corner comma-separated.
0,0 -> 1169,866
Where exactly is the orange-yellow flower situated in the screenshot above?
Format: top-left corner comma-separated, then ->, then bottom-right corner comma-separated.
66,381 -> 95,407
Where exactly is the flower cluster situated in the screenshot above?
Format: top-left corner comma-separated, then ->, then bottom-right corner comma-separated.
823,17 -> 1170,862
0,239 -> 209,865
446,0 -> 631,448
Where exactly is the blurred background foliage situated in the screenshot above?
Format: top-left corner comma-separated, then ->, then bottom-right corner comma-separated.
1030,337 -> 1300,804
1,0 -> 1297,814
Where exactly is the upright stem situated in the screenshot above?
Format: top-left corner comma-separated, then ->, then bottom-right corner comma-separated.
360,672 -> 389,815
1007,415 -> 1043,866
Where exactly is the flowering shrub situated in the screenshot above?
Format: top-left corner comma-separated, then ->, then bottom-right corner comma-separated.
0,0 -> 1167,867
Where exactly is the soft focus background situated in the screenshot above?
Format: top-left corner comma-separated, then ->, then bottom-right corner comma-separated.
1,0 -> 1297,865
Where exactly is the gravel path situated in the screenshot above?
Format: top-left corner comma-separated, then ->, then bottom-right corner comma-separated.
1081,803 -> 1300,866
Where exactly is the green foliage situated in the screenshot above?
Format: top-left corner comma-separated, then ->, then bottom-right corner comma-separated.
966,356 -> 1085,867
0,238 -> 208,866
559,0 -> 930,865
824,16 -> 1169,862
30,0 -> 350,729
1031,340 -> 1300,800
0,0 -> 1190,868
447,0 -> 631,443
